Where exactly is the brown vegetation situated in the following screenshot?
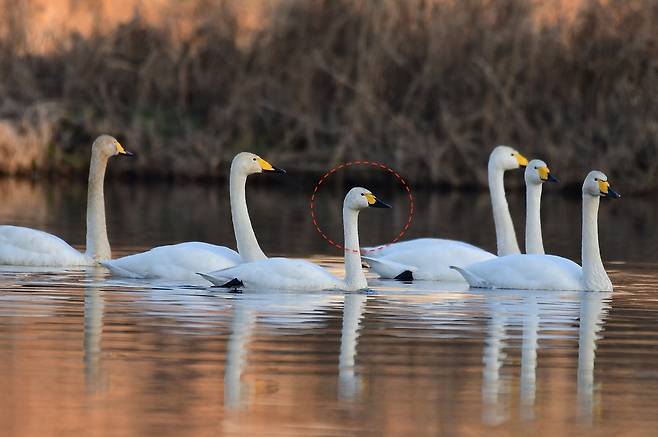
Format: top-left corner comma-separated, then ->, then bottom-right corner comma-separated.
0,0 -> 656,189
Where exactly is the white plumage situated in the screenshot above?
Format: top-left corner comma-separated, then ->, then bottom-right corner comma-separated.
364,145 -> 527,280
0,135 -> 132,267
102,152 -> 284,280
199,187 -> 391,291
453,171 -> 620,292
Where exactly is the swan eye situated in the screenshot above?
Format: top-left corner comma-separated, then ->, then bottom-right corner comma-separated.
253,158 -> 257,161
361,193 -> 365,196
510,153 -> 515,157
594,178 -> 598,181
534,166 -> 538,169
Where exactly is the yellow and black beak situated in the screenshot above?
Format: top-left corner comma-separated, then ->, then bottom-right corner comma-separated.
364,193 -> 392,209
116,142 -> 134,157
515,152 -> 529,167
598,180 -> 621,199
538,167 -> 558,183
257,157 -> 286,174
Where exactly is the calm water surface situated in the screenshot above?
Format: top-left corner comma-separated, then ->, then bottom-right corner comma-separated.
1,177 -> 658,436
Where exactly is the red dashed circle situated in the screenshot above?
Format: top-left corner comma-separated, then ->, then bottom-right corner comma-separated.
309,161 -> 414,254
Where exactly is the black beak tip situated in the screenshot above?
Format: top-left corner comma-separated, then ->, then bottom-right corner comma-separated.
548,174 -> 558,183
123,151 -> 134,157
370,199 -> 392,209
266,166 -> 286,174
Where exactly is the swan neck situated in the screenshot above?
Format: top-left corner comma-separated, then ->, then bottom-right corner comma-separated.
230,166 -> 266,262
525,183 -> 544,254
343,207 -> 367,290
488,163 -> 520,256
85,152 -> 111,261
581,195 -> 611,291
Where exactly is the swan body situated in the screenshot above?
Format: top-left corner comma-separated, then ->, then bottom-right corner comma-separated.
453,171 -> 619,291
0,135 -> 132,267
199,257 -> 343,290
102,152 -> 284,280
103,242 -> 241,281
451,254 -> 583,290
364,146 -> 527,280
199,187 -> 391,291
364,240 -> 495,281
0,226 -> 91,266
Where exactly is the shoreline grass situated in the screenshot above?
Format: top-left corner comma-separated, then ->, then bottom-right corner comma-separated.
0,0 -> 656,190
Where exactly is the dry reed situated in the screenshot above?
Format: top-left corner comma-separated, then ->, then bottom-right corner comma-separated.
0,0 -> 656,189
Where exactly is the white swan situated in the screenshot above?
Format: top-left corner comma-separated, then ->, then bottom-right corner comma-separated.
101,152 -> 285,281
0,135 -> 132,266
198,187 -> 391,291
363,146 -> 531,281
452,171 -> 620,291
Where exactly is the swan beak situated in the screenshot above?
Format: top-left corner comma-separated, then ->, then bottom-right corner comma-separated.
538,166 -> 557,182
602,187 -> 621,199
116,143 -> 133,156
599,180 -> 621,198
539,167 -> 558,183
368,197 -> 392,209
258,157 -> 286,174
515,152 -> 528,167
269,166 -> 286,174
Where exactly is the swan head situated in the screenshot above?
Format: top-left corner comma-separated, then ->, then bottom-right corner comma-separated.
345,187 -> 391,211
92,135 -> 133,158
583,171 -> 621,199
525,159 -> 558,185
232,152 -> 286,175
490,145 -> 528,171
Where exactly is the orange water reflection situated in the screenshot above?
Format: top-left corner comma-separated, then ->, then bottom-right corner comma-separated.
1,178 -> 658,436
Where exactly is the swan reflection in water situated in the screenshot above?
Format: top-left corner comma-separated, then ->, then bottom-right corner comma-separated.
338,292 -> 367,401
480,289 -> 611,425
222,289 -> 339,409
577,291 -> 612,423
84,268 -> 107,393
221,288 -> 369,408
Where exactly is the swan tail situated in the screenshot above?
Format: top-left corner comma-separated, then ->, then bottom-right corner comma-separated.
394,270 -> 414,281
100,261 -> 144,279
449,266 -> 489,288
362,256 -> 417,279
197,272 -> 244,289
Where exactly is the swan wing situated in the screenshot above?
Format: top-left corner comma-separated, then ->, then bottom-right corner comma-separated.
102,242 -> 241,281
362,256 -> 417,279
454,254 -> 584,291
200,258 -> 341,291
366,240 -> 495,281
0,225 -> 89,266
364,238 -> 464,257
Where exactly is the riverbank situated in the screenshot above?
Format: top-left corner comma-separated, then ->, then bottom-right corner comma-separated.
0,0 -> 655,188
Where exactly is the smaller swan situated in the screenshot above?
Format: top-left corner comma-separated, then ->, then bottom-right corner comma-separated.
363,146 -> 528,281
0,135 -> 132,266
452,171 -> 620,291
101,152 -> 285,281
198,187 -> 391,291
524,159 -> 558,255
